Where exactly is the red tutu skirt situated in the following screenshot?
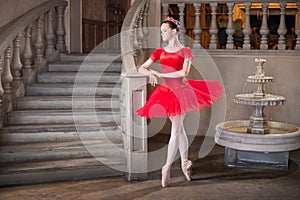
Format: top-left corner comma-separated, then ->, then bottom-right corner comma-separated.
137,79 -> 223,118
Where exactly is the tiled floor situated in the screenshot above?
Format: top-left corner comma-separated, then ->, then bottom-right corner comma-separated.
1,135 -> 300,200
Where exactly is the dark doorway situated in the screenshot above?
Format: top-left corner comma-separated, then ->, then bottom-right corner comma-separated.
82,0 -> 131,53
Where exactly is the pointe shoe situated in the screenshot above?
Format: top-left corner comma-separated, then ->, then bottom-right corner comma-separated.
182,160 -> 192,181
161,165 -> 171,187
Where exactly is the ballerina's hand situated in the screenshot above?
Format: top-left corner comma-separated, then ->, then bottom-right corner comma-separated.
149,73 -> 158,86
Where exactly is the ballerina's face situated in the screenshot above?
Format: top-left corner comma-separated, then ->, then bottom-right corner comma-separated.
161,23 -> 176,41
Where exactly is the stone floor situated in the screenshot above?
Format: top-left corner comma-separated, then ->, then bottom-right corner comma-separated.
0,134 -> 300,200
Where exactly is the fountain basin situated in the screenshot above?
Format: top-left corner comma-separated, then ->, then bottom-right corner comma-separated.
215,120 -> 300,169
215,120 -> 300,152
234,94 -> 285,107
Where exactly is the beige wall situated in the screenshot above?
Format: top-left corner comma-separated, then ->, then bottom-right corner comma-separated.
0,0 -> 49,28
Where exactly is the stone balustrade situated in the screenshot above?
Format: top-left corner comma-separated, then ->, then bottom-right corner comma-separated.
162,0 -> 300,51
0,0 -> 67,127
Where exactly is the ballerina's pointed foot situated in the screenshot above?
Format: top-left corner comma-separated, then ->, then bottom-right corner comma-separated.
182,160 -> 192,181
161,165 -> 171,187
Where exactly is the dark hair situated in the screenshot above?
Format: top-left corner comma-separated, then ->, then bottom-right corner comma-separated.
162,20 -> 180,32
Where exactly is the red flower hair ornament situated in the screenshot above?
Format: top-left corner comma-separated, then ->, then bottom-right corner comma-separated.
165,17 -> 181,28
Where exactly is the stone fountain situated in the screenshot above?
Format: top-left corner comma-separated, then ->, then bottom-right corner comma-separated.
215,58 -> 300,169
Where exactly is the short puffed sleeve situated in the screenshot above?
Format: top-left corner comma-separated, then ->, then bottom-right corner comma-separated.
182,47 -> 194,60
150,48 -> 163,62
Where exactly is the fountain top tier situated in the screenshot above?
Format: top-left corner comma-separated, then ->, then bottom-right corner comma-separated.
234,58 -> 285,134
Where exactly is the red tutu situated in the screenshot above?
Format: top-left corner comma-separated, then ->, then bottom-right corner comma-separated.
137,47 -> 223,118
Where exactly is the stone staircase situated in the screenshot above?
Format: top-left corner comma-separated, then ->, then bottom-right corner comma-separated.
0,52 -> 126,185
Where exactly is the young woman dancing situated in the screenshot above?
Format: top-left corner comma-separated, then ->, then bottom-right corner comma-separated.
137,17 -> 223,187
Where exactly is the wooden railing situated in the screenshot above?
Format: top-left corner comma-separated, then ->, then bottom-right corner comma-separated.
0,0 -> 68,127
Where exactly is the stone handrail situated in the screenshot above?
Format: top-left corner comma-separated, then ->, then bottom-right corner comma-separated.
162,0 -> 300,51
120,0 -> 150,181
0,0 -> 67,127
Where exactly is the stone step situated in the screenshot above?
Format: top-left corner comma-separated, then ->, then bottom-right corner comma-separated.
0,140 -> 124,163
7,109 -> 120,125
48,61 -> 122,72
0,157 -> 125,186
26,83 -> 120,96
0,125 -> 122,143
15,96 -> 120,110
59,53 -> 121,62
37,71 -> 121,83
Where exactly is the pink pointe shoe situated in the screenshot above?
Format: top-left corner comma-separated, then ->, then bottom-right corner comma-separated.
182,160 -> 192,181
161,165 -> 171,187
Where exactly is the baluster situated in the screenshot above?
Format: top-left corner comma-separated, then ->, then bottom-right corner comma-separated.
11,32 -> 23,93
35,16 -> 45,71
162,3 -> 169,22
133,17 -> 139,64
0,56 -> 3,127
23,26 -> 34,84
193,3 -> 202,49
178,3 -> 186,46
137,9 -> 144,49
260,2 -> 269,50
209,3 -> 218,49
142,2 -> 150,49
278,2 -> 287,50
242,2 -> 251,50
45,9 -> 56,58
55,5 -> 67,52
295,2 -> 300,50
226,2 -> 235,50
2,47 -> 13,112
0,56 -> 3,101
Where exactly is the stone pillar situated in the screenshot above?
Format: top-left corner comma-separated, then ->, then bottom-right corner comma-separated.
56,5 -> 67,52
209,3 -> 218,49
35,16 -> 45,71
11,33 -> 23,96
193,3 -> 202,49
45,9 -> 56,58
23,26 -> 34,84
278,2 -> 287,50
296,2 -> 300,50
123,72 -> 148,181
226,2 -> 235,50
260,2 -> 269,50
178,3 -> 186,46
242,2 -> 252,50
